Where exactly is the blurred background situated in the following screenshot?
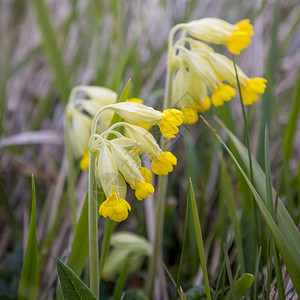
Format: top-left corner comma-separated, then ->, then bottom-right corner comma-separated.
0,0 -> 299,299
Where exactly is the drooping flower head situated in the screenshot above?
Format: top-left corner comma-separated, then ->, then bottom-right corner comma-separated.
88,101 -> 183,222
65,86 -> 117,169
167,18 -> 266,124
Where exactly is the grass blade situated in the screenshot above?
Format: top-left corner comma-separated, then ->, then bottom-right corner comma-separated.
30,0 -> 70,100
18,175 -> 39,300
189,178 -> 211,300
283,73 -> 300,162
220,156 -> 245,274
223,243 -> 236,300
215,116 -> 300,261
175,188 -> 190,299
201,116 -> 300,296
264,125 -> 285,299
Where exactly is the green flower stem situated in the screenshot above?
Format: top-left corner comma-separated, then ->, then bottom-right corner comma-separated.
99,218 -> 115,276
88,152 -> 99,299
64,116 -> 77,230
232,57 -> 259,241
146,67 -> 174,299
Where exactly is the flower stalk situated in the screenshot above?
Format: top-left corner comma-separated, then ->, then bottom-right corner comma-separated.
146,67 -> 174,299
88,152 -> 99,299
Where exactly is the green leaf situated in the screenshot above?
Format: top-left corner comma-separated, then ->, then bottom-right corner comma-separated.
65,194 -> 89,275
189,178 -> 211,300
18,175 -> 39,300
216,117 -> 300,262
56,258 -> 96,300
184,286 -> 208,300
202,116 -> 300,296
235,273 -> 254,298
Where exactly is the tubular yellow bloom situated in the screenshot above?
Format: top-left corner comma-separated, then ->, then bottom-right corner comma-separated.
66,106 -> 93,158
181,107 -> 199,124
103,102 -> 162,124
195,96 -> 211,112
158,109 -> 183,138
200,50 -> 248,86
241,78 -> 267,105
211,84 -> 237,107
109,123 -> 178,176
225,20 -> 254,55
130,167 -> 155,201
96,141 -> 127,199
108,139 -> 143,187
139,167 -> 153,183
66,86 -> 117,159
183,18 -> 253,55
118,123 -> 164,159
172,66 -> 211,123
183,50 -> 220,90
79,149 -> 89,170
99,189 -> 131,222
134,181 -> 155,201
151,152 -> 177,176
98,102 -> 183,138
126,98 -> 153,131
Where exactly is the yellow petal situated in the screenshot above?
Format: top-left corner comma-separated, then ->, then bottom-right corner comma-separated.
99,190 -> 131,222
158,109 -> 183,138
151,152 -> 177,175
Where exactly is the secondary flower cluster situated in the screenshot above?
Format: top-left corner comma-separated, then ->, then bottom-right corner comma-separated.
88,101 -> 183,222
168,18 -> 267,124
65,86 -> 117,170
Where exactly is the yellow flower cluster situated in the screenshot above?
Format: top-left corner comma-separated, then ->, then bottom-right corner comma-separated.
65,86 -> 117,170
88,102 -> 183,222
168,18 -> 267,124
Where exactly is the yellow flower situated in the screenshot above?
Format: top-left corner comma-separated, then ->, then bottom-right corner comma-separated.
139,167 -> 153,183
79,149 -> 89,170
108,139 -> 143,186
183,18 -> 253,55
181,107 -> 199,124
96,141 -> 127,199
130,167 -> 154,201
66,105 -> 93,158
241,78 -> 267,105
99,102 -> 183,138
109,123 -> 178,176
99,189 -> 131,222
126,98 -> 153,131
66,86 -> 117,159
172,66 -> 211,123
104,102 -> 162,124
211,84 -> 237,107
225,20 -> 254,55
158,109 -> 183,138
195,96 -> 211,112
134,181 -> 155,201
151,152 -> 177,176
